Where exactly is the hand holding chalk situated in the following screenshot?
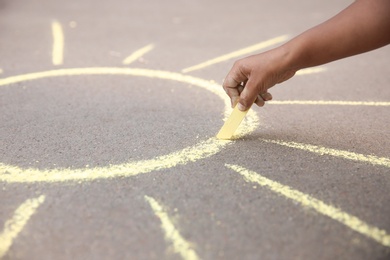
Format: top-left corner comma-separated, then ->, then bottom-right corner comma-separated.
222,48 -> 296,111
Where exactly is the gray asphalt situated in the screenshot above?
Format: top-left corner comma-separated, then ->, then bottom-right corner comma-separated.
1,0 -> 390,259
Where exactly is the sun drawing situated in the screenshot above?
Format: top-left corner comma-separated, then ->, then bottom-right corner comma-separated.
1,20 -> 389,260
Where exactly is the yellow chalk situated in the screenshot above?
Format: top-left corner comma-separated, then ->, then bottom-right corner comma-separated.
268,100 -> 390,106
0,195 -> 46,258
123,44 -> 154,65
181,35 -> 289,73
217,104 -> 249,140
51,21 -> 64,65
145,196 -> 200,260
227,164 -> 390,248
261,139 -> 390,168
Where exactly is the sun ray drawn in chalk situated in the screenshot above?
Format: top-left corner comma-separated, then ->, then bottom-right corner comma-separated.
123,44 -> 154,65
0,196 -> 46,258
295,67 -> 327,75
268,100 -> 390,106
261,139 -> 390,168
145,196 -> 200,260
51,21 -> 64,65
226,164 -> 390,248
181,35 -> 289,73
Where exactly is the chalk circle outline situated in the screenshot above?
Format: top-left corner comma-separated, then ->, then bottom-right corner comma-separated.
0,67 -> 259,183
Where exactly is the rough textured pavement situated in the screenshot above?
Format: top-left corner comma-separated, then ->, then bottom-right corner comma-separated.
1,0 -> 390,259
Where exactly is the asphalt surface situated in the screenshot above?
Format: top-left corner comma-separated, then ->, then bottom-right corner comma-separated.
1,0 -> 390,259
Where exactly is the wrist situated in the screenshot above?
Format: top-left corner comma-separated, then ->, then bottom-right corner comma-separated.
277,41 -> 305,73
266,43 -> 302,83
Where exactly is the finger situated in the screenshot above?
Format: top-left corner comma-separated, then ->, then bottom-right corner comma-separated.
223,62 -> 248,107
223,76 -> 240,108
225,84 -> 240,108
260,92 -> 273,101
254,96 -> 265,107
237,79 -> 259,111
254,92 -> 273,107
223,61 -> 249,89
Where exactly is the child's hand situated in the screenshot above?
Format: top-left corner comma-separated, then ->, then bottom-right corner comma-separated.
223,0 -> 390,112
222,47 -> 296,111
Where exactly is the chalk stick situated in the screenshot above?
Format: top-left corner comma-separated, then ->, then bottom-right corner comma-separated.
216,104 -> 249,140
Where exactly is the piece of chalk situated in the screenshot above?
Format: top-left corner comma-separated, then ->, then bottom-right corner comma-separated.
216,104 -> 249,140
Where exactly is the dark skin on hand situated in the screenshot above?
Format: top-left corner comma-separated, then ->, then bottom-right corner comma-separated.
223,0 -> 390,111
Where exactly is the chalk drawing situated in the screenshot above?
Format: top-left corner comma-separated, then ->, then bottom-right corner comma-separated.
0,67 -> 259,183
261,139 -> 390,168
1,21 -> 389,258
269,100 -> 390,106
51,21 -> 64,65
295,67 -> 327,75
0,195 -> 46,258
181,35 -> 289,73
227,164 -> 390,248
145,196 -> 200,260
123,44 -> 154,65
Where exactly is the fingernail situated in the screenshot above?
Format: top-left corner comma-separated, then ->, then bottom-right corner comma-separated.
238,103 -> 246,111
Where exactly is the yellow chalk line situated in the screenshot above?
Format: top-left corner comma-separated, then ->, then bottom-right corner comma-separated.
145,196 -> 200,260
0,195 -> 46,258
269,100 -> 390,106
0,67 -> 259,183
181,35 -> 289,73
123,44 -> 154,65
0,138 -> 230,183
261,139 -> 390,168
295,67 -> 327,75
51,21 -> 64,65
226,164 -> 390,247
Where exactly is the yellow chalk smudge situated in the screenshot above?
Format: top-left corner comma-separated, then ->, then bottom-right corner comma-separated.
0,68 -> 3,74
145,196 -> 200,260
0,195 -> 46,258
51,21 -> 64,65
268,100 -> 390,106
181,35 -> 289,73
226,164 -> 390,248
123,44 -> 154,65
261,139 -> 390,168
0,67 -> 259,183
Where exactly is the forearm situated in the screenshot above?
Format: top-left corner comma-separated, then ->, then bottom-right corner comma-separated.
283,0 -> 390,71
223,0 -> 390,111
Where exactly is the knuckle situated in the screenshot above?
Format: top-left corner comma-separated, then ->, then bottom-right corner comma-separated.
233,59 -> 242,67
